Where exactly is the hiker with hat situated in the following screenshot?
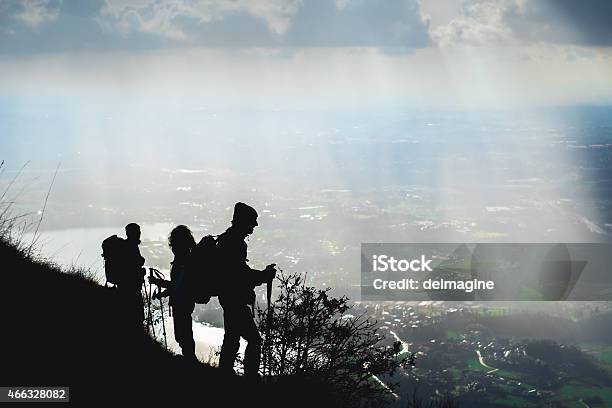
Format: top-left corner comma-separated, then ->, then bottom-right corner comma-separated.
217,202 -> 276,379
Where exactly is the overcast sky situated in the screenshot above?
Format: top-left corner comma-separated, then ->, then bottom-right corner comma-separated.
1,1 -> 610,250
1,0 -> 611,108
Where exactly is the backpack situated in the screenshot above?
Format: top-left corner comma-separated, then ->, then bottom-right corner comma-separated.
101,235 -> 126,286
185,235 -> 222,304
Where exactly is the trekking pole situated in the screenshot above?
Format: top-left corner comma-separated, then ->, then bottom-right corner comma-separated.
264,267 -> 276,378
159,294 -> 168,350
146,268 -> 155,337
152,268 -> 168,350
142,280 -> 151,335
150,268 -> 168,350
265,282 -> 272,377
159,295 -> 168,349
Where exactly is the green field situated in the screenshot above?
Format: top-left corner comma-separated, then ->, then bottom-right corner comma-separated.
494,396 -> 535,407
577,344 -> 612,357
466,358 -> 521,380
464,359 -> 536,407
555,380 -> 612,407
545,345 -> 612,407
466,359 -> 486,372
446,329 -> 461,340
578,344 -> 612,376
458,344 -> 612,406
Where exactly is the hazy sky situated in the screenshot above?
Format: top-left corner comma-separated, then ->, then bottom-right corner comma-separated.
0,0 -> 611,108
2,1 -> 611,270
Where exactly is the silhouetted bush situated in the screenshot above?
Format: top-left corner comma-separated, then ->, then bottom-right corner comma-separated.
256,272 -> 407,407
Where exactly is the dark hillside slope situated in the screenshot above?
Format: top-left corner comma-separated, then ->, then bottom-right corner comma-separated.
0,238 -> 334,407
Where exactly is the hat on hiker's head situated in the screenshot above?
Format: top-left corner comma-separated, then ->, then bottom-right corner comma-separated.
232,202 -> 258,225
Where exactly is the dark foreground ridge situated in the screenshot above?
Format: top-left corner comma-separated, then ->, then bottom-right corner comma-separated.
0,238 -> 336,407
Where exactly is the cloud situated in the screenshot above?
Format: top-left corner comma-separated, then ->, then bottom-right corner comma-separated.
0,0 -> 430,54
0,0 -> 62,27
100,0 -> 430,47
284,0 -> 429,47
0,0 -> 61,29
0,0 -> 114,54
101,0 -> 303,40
433,0 -> 612,47
335,0 -> 351,10
431,0 -> 519,47
507,0 -> 612,46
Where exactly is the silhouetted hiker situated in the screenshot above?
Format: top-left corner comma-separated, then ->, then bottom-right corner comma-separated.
149,225 -> 197,361
120,223 -> 146,330
217,202 -> 276,379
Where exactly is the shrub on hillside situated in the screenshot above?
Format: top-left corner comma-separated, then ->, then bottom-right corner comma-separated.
255,272 -> 408,407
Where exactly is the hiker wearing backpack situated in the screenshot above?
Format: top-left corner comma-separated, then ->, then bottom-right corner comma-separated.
149,225 -> 197,361
120,223 -> 146,330
217,202 -> 276,379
